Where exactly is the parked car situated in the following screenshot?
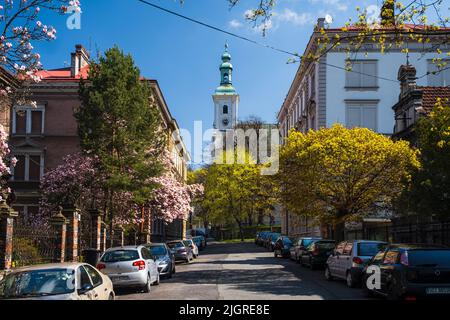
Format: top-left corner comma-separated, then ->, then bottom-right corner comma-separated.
290,237 -> 322,263
183,239 -> 199,258
192,236 -> 206,250
325,240 -> 388,287
267,233 -> 281,252
274,236 -> 294,258
362,244 -> 450,300
167,240 -> 194,263
300,240 -> 336,269
146,243 -> 176,279
257,231 -> 270,246
0,263 -> 114,300
97,245 -> 160,293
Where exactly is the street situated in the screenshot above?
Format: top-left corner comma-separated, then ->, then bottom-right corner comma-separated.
117,242 -> 370,300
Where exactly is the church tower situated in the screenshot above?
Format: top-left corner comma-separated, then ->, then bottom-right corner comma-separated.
213,44 -> 239,131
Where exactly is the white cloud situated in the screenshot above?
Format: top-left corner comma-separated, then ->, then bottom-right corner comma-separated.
308,0 -> 349,12
229,19 -> 243,29
275,8 -> 315,26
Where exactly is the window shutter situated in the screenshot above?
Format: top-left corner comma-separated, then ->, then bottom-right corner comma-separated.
362,106 -> 377,131
346,62 -> 361,87
347,106 -> 361,128
362,62 -> 377,87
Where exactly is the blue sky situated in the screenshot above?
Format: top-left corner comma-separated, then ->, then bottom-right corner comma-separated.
35,0 -> 387,139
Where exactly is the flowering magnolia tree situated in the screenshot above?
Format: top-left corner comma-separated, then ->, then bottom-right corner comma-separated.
0,123 -> 16,200
39,153 -> 100,215
147,151 -> 203,224
0,0 -> 81,98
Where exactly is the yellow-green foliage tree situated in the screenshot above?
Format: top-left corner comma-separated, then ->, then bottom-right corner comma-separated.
398,98 -> 450,217
278,124 -> 419,240
200,149 -> 277,241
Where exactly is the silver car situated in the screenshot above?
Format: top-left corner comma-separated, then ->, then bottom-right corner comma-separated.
0,263 -> 114,300
325,240 -> 388,287
97,245 -> 160,292
183,239 -> 199,258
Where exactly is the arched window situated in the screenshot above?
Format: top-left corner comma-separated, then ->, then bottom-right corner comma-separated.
223,105 -> 229,114
223,73 -> 229,82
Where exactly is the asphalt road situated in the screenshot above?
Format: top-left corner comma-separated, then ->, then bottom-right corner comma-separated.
116,242 -> 371,300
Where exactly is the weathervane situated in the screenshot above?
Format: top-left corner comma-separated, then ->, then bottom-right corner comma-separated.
225,43 -> 229,51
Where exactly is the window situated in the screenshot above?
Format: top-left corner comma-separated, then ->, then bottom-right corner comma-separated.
383,250 -> 399,264
78,266 -> 92,289
343,242 -> 354,255
346,60 -> 378,88
336,242 -> 346,255
428,60 -> 450,86
346,102 -> 378,131
12,105 -> 45,135
141,248 -> 152,260
83,265 -> 102,287
11,154 -> 43,182
223,105 -> 229,114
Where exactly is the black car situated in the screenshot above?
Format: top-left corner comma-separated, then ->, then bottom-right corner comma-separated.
362,244 -> 450,300
146,243 -> 176,278
300,240 -> 336,270
274,236 -> 294,258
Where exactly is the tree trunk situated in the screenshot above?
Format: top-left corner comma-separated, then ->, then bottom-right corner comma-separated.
333,221 -> 345,242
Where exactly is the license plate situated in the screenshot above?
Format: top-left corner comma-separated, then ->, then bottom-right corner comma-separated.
426,287 -> 450,295
110,276 -> 128,281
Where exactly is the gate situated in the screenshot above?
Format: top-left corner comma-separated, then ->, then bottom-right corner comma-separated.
12,219 -> 59,268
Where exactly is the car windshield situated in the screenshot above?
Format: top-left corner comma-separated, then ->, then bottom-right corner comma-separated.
358,242 -> 387,256
302,239 -> 315,247
167,242 -> 183,249
316,241 -> 336,249
150,245 -> 167,256
0,268 -> 75,299
101,250 -> 139,263
408,250 -> 450,267
183,240 -> 193,246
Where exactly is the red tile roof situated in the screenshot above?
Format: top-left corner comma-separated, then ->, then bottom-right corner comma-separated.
419,86 -> 450,113
35,65 -> 90,81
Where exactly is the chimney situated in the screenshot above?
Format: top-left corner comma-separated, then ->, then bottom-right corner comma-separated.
398,64 -> 417,99
381,0 -> 395,26
316,18 -> 325,30
71,44 -> 90,77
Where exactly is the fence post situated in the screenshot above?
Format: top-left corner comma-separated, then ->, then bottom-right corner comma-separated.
0,200 -> 18,270
62,205 -> 80,262
89,209 -> 103,250
50,210 -> 68,263
113,226 -> 125,247
100,222 -> 107,252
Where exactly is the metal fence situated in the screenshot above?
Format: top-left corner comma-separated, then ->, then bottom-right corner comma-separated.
12,220 -> 59,268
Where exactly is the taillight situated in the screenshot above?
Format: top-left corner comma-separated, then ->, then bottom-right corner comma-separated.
353,257 -> 364,265
405,296 -> 417,301
400,252 -> 409,266
96,263 -> 106,271
133,260 -> 146,270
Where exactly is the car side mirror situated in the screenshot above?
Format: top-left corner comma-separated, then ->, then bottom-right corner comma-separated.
78,283 -> 93,295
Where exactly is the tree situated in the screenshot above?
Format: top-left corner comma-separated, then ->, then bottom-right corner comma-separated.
199,149 -> 276,241
0,0 -> 81,98
277,124 -> 419,240
75,46 -> 165,240
397,98 -> 450,218
0,123 -> 16,198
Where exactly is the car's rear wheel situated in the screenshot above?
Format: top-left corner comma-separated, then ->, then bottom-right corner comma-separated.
325,266 -> 333,281
142,275 -> 151,293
